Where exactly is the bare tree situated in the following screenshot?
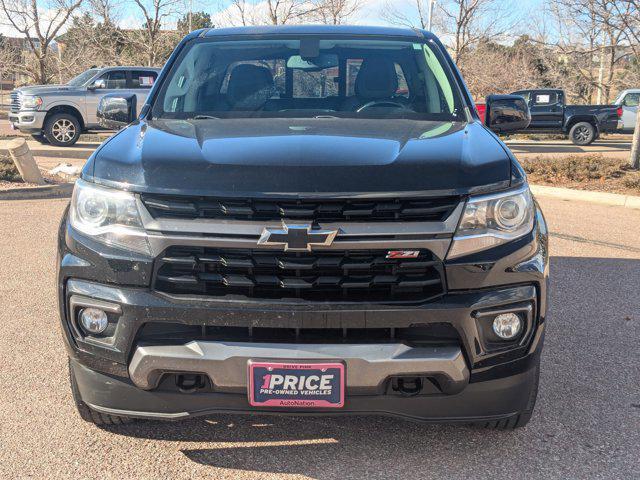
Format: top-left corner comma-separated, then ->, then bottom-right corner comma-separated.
380,0 -> 430,29
223,0 -> 317,26
546,0 -> 632,104
436,0 -> 516,64
311,0 -> 361,25
265,0 -> 317,24
130,0 -> 182,65
88,0 -> 118,24
0,0 -> 84,84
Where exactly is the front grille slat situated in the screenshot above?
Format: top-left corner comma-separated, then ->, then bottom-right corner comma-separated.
142,195 -> 460,223
154,248 -> 445,302
10,92 -> 21,113
138,322 -> 462,345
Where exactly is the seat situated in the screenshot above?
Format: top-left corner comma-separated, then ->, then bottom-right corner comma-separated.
219,64 -> 276,111
342,58 -> 403,111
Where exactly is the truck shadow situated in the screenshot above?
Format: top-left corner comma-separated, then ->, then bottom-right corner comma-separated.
100,255 -> 640,479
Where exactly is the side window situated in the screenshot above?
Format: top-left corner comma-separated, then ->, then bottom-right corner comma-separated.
533,92 -> 558,105
345,59 -> 408,97
131,70 -> 158,88
100,70 -> 127,89
623,93 -> 640,107
513,91 -> 531,102
220,60 -> 285,97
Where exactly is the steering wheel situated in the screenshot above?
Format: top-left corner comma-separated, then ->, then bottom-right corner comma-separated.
356,100 -> 412,113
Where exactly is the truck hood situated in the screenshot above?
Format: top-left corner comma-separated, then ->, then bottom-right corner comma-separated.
15,84 -> 80,95
86,118 -> 512,197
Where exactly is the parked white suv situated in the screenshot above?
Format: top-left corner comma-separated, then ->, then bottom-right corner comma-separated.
8,66 -> 160,146
613,89 -> 639,133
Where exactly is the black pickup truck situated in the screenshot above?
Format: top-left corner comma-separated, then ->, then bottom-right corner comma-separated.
59,25 -> 548,430
509,88 -> 622,145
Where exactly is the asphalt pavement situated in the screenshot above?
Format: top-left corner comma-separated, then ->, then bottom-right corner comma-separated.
0,196 -> 638,479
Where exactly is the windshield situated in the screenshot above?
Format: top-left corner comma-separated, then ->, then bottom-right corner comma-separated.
67,69 -> 100,86
151,38 -> 465,121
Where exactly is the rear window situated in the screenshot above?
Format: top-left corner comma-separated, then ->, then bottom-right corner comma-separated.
623,93 -> 640,107
131,70 -> 158,88
293,66 -> 339,98
533,92 -> 558,105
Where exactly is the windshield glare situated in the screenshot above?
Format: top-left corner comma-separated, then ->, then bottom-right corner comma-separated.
152,38 -> 464,121
67,69 -> 100,86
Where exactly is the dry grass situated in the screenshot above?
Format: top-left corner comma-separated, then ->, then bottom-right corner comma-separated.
0,153 -> 21,182
521,154 -> 640,195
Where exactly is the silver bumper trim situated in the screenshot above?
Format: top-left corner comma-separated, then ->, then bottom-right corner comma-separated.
129,341 -> 469,395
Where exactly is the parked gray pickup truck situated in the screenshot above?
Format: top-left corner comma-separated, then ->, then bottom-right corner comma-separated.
9,66 -> 160,146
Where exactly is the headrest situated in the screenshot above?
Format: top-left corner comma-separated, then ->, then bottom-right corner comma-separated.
355,58 -> 399,99
226,64 -> 275,108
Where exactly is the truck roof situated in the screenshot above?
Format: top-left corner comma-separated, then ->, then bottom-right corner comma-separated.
514,88 -> 563,93
201,24 -> 432,40
98,66 -> 162,71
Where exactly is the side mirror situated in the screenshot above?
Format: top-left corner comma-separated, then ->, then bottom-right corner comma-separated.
485,94 -> 531,133
89,78 -> 106,90
97,93 -> 137,129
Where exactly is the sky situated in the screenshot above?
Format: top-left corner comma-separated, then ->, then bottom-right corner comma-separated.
0,0 -> 545,38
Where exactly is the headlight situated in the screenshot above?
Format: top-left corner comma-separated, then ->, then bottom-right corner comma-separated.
69,179 -> 151,255
447,186 -> 534,259
21,95 -> 43,110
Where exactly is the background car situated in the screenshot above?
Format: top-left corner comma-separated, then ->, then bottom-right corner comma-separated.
509,88 -> 621,145
613,89 -> 639,133
8,66 -> 160,146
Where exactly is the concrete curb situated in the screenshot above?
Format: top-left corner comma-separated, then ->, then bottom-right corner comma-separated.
0,182 -> 74,201
530,184 -> 640,210
0,144 -> 97,160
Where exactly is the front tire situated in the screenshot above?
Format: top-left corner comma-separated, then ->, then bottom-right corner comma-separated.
30,134 -> 49,144
480,363 -> 540,430
569,121 -> 596,146
44,113 -> 81,147
68,359 -> 135,426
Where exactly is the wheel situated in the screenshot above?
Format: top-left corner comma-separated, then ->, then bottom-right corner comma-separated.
44,113 -> 81,147
68,358 -> 135,426
480,363 -> 540,430
569,121 -> 596,146
30,134 -> 49,144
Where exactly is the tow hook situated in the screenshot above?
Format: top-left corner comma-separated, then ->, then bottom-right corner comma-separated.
393,377 -> 423,396
176,373 -> 206,393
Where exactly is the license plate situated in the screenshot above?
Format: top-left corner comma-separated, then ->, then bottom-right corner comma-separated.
248,361 -> 345,408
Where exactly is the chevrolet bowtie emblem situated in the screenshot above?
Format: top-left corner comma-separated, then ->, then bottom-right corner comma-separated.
257,223 -> 338,251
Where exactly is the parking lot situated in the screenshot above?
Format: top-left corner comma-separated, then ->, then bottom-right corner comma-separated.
0,195 -> 638,479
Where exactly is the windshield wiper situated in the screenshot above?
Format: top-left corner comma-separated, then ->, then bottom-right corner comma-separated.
191,115 -> 220,120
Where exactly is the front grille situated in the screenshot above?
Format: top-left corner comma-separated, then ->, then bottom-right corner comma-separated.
138,322 -> 460,345
154,247 -> 445,302
10,92 -> 20,113
141,195 -> 460,223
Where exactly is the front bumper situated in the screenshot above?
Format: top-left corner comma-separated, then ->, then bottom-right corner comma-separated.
61,278 -> 545,421
58,202 -> 549,422
129,341 -> 470,394
8,111 -> 47,133
71,353 -> 540,422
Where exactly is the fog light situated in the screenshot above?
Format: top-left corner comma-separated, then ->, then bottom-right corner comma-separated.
492,313 -> 522,340
79,308 -> 108,334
